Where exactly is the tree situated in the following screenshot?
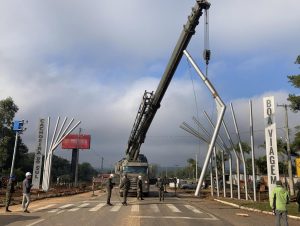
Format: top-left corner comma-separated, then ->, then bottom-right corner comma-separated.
287,55 -> 300,112
0,97 -> 28,177
233,142 -> 251,154
291,126 -> 300,154
51,155 -> 71,182
78,162 -> 97,182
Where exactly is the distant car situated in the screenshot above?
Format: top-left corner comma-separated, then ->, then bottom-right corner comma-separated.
180,183 -> 197,189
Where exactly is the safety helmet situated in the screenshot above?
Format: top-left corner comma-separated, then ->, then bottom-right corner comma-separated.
109,174 -> 114,178
25,172 -> 32,177
138,175 -> 142,179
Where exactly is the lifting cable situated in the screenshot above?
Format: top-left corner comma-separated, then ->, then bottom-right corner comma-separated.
203,8 -> 215,121
203,7 -> 211,77
186,7 -> 212,123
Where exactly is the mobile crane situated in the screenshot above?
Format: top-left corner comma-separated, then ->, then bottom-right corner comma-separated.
115,0 -> 211,196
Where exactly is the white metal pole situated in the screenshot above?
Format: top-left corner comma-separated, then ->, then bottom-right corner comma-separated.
222,120 -> 241,199
195,153 -> 198,181
229,154 -> 233,198
43,117 -> 50,174
214,147 -> 219,197
53,117 -> 67,146
49,117 -> 60,151
249,100 -> 257,201
52,118 -> 74,149
203,111 -> 232,198
222,151 -> 226,197
9,132 -> 18,178
230,103 -> 248,200
210,157 -> 214,196
183,50 -> 226,197
53,121 -> 81,151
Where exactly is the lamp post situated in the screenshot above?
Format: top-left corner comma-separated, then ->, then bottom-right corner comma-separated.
6,120 -> 27,211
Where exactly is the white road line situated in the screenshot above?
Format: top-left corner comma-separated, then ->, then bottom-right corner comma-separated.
33,204 -> 56,212
166,204 -> 181,213
184,205 -> 203,214
110,204 -> 122,212
48,203 -> 74,213
131,205 -> 139,212
68,203 -> 90,212
150,204 -> 159,213
130,216 -> 219,221
57,210 -> 65,214
89,203 -> 106,212
26,219 -> 45,226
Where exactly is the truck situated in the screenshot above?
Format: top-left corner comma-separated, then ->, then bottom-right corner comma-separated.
115,0 -> 211,196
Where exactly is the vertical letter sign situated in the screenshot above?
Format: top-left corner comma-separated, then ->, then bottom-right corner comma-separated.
32,118 -> 46,189
263,96 -> 279,198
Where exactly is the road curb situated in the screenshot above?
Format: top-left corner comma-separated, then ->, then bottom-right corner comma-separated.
214,199 -> 300,221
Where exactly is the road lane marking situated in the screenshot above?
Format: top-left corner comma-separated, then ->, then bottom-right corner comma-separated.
184,205 -> 203,214
26,219 -> 45,226
130,216 -> 219,221
89,203 -> 106,212
110,204 -> 122,212
48,203 -> 74,213
68,203 -> 90,212
149,204 -> 159,213
131,205 -> 139,212
33,204 -> 56,212
166,204 -> 181,213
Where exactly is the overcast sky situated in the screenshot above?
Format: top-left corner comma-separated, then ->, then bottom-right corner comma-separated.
1,0 -> 299,169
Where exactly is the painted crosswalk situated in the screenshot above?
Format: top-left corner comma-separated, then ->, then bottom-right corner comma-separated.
166,204 -> 181,213
89,203 -> 106,212
48,204 -> 74,213
184,204 -> 203,214
68,203 -> 90,212
37,202 -> 207,216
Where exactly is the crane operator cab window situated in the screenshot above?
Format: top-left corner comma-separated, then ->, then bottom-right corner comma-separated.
123,166 -> 148,175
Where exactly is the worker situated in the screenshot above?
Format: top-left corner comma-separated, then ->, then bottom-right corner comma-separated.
5,175 -> 16,212
137,175 -> 144,200
106,174 -> 115,205
119,174 -> 130,206
270,180 -> 289,226
22,172 -> 33,213
156,177 -> 164,202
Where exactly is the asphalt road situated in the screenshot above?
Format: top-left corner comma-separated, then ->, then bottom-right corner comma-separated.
1,189 -> 299,226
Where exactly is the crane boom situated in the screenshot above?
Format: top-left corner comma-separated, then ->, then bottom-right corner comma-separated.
126,0 -> 210,161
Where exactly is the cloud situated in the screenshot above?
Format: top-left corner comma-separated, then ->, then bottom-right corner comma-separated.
0,0 -> 299,170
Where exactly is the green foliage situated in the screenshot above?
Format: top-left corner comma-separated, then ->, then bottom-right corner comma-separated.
0,97 -> 28,178
291,126 -> 300,153
167,158 -> 201,179
255,156 -> 267,175
51,155 -> 71,182
287,55 -> 300,112
78,162 -> 97,182
0,97 -> 19,128
233,142 -> 251,154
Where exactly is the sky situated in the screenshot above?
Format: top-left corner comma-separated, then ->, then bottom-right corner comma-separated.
0,0 -> 299,170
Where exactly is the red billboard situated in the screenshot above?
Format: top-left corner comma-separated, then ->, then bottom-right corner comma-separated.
61,134 -> 91,150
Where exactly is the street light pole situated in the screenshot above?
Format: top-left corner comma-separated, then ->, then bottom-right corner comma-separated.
6,120 -> 27,211
277,104 -> 294,195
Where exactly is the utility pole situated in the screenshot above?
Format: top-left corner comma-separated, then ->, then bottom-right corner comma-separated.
6,120 -> 27,211
195,153 -> 198,181
277,104 -> 294,196
74,128 -> 82,187
101,157 -> 104,173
